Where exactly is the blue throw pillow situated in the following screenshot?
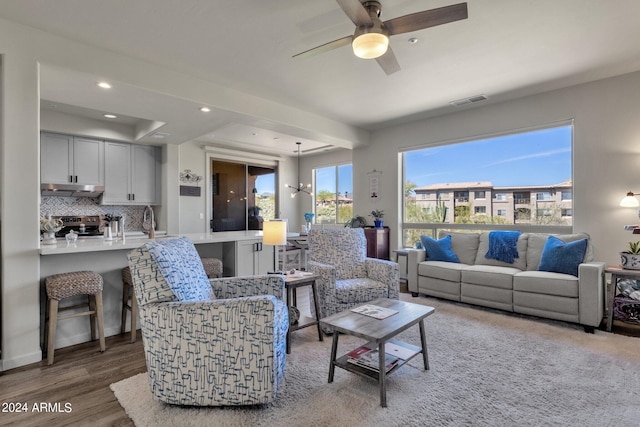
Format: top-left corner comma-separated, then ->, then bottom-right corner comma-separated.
538,236 -> 588,276
420,235 -> 460,263
146,237 -> 214,301
485,231 -> 521,264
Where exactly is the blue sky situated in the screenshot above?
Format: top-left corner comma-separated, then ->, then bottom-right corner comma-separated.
405,125 -> 572,188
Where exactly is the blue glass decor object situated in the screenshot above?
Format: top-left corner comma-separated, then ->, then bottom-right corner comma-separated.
304,212 -> 314,232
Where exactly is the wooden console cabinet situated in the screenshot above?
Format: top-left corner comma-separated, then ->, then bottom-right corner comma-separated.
364,226 -> 390,260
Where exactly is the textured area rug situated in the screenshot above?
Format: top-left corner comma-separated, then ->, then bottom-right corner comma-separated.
111,294 -> 640,427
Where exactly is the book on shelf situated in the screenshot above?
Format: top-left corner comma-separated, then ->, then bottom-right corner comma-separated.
350,304 -> 398,320
346,344 -> 398,373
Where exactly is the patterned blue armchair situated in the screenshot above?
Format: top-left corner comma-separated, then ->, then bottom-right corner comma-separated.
127,237 -> 288,406
307,228 -> 399,331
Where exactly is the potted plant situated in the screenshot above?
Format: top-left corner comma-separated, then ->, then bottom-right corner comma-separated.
370,209 -> 384,228
621,241 -> 640,270
248,206 -> 261,217
344,215 -> 368,228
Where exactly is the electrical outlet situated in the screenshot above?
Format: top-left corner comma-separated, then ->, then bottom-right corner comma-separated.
199,213 -> 204,219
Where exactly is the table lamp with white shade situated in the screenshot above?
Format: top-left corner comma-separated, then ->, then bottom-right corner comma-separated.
263,220 -> 287,273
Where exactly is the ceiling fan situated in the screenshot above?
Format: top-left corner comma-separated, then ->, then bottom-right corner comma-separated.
293,0 -> 468,75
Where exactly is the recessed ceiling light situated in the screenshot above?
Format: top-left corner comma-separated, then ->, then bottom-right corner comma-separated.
273,137 -> 280,141
96,81 -> 112,89
103,114 -> 117,119
408,37 -> 418,44
199,107 -> 211,113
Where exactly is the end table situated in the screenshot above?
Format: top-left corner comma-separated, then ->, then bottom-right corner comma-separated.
605,266 -> 640,331
285,272 -> 323,353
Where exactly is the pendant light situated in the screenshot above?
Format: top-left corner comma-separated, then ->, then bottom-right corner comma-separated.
285,142 -> 313,198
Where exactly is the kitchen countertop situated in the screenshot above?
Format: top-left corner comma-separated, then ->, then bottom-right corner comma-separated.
39,230 -> 272,255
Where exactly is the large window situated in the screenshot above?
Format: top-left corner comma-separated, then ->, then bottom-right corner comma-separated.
402,124 -> 572,246
313,163 -> 352,224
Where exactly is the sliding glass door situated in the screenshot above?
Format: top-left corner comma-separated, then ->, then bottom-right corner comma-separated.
210,160 -> 276,232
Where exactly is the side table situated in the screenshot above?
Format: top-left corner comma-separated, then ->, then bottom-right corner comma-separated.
285,272 -> 323,353
392,248 -> 412,283
606,266 -> 640,331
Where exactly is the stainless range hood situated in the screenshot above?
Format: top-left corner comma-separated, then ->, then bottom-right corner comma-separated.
41,183 -> 105,198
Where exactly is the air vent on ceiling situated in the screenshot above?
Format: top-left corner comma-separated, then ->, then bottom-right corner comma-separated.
449,94 -> 488,107
151,132 -> 170,139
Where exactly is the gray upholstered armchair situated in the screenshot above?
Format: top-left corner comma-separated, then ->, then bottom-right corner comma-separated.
307,228 -> 399,331
127,237 -> 288,406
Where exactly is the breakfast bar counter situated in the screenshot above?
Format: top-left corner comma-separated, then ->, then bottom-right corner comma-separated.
38,230 -> 276,355
39,231 -> 268,255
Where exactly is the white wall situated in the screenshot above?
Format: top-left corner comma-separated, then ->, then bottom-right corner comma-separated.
353,70 -> 640,264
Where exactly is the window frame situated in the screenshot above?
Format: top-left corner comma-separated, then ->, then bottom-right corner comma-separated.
312,162 -> 353,225
399,121 -> 574,247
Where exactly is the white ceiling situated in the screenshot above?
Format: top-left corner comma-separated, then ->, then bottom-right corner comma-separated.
3,0 -> 640,156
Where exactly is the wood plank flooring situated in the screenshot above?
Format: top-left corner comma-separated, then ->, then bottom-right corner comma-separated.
0,331 -> 146,427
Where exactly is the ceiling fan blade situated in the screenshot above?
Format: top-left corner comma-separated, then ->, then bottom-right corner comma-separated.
384,2 -> 468,36
293,35 -> 353,59
376,46 -> 401,75
336,0 -> 372,27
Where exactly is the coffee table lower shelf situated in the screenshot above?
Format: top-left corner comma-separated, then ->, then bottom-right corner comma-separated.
333,339 -> 422,381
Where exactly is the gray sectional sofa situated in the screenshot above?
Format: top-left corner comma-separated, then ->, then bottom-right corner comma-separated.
407,231 -> 606,331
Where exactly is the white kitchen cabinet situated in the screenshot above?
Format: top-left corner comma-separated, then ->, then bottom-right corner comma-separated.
41,132 -> 104,186
235,239 -> 274,276
102,141 -> 159,205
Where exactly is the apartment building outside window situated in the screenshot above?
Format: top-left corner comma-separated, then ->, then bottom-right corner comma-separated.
536,191 -> 553,201
401,123 -> 572,246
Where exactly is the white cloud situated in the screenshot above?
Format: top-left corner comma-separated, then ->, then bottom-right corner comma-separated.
480,148 -> 570,168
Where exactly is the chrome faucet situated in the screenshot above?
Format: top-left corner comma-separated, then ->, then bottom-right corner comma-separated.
143,205 -> 155,239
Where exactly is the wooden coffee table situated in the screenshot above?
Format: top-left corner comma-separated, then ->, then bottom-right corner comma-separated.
320,298 -> 435,407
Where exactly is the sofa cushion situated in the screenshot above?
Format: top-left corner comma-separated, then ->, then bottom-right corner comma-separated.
513,271 -> 579,298
461,265 -> 520,289
419,261 -> 469,282
526,233 -> 592,270
474,232 -> 528,270
146,237 -> 215,302
537,236 -> 588,277
438,231 -> 480,266
420,235 -> 460,263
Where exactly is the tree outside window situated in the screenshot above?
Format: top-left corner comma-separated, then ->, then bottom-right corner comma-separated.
313,164 -> 352,224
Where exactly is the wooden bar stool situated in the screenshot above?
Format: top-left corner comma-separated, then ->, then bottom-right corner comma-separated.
201,257 -> 223,278
45,271 -> 105,365
121,266 -> 137,343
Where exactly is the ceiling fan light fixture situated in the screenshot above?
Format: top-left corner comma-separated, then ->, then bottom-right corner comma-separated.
352,31 -> 389,59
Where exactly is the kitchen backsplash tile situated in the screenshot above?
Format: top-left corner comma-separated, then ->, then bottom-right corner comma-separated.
41,196 -> 148,232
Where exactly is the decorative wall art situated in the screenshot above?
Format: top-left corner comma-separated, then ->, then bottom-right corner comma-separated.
180,169 -> 203,197
368,169 -> 382,201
